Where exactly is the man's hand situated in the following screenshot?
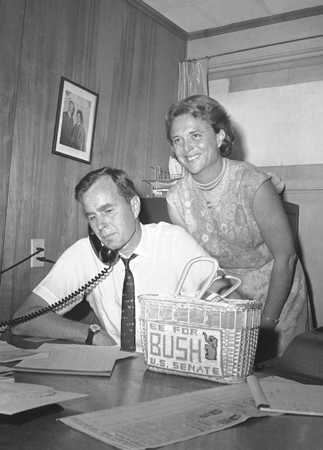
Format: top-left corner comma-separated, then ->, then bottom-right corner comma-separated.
93,329 -> 117,346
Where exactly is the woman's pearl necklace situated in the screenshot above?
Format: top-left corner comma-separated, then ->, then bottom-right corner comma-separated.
193,159 -> 227,191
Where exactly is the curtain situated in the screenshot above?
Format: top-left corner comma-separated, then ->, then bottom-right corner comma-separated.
178,58 -> 209,100
168,58 -> 209,177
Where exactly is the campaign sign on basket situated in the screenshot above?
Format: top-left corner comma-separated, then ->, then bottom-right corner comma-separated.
139,257 -> 262,384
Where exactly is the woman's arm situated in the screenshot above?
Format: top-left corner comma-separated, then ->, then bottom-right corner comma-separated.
253,179 -> 297,327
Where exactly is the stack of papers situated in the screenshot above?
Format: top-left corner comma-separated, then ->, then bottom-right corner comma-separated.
247,375 -> 323,416
0,366 -> 15,380
0,380 -> 88,415
11,343 -> 136,376
0,341 -> 38,363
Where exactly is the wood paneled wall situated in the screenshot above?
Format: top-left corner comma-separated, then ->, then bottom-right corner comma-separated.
0,0 -> 25,291
0,0 -> 186,321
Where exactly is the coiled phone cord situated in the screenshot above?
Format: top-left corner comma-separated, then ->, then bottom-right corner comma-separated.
0,265 -> 113,329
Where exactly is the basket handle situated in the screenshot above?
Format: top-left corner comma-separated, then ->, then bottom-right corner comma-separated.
174,256 -> 219,299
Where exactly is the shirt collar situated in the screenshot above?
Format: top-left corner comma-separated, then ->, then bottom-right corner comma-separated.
135,223 -> 149,259
119,223 -> 149,260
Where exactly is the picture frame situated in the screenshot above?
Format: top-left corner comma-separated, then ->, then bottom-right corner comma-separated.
52,77 -> 99,164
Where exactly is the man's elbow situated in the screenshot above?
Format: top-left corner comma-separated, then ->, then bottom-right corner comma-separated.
11,294 -> 47,336
11,323 -> 24,336
10,310 -> 34,336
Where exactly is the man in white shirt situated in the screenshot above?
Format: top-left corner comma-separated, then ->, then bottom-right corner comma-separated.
12,167 -> 230,351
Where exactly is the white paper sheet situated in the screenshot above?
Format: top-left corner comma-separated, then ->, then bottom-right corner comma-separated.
0,381 -> 88,415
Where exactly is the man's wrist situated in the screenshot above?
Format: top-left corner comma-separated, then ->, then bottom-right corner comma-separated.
86,324 -> 101,345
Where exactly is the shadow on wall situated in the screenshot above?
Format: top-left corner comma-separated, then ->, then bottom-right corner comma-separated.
227,121 -> 247,162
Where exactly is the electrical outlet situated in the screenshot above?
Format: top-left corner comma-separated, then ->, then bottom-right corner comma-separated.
31,239 -> 45,268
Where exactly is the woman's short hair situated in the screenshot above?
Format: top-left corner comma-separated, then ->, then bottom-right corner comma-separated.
74,167 -> 138,203
165,95 -> 235,157
76,110 -> 84,123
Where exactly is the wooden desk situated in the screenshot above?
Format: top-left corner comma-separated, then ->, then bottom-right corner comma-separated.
1,335 -> 323,450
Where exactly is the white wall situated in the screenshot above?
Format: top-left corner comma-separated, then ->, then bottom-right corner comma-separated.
209,79 -> 323,167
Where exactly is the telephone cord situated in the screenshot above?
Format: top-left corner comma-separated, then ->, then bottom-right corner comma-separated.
0,265 -> 113,328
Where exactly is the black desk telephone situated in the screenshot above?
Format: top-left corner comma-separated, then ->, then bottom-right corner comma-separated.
0,227 -> 119,329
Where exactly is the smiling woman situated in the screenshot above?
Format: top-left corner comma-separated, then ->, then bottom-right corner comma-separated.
169,113 -> 225,184
164,94 -> 312,362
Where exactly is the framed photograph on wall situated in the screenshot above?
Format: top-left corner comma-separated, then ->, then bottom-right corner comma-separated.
52,77 -> 99,164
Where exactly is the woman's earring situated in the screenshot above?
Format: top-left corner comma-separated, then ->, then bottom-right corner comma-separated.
218,130 -> 225,147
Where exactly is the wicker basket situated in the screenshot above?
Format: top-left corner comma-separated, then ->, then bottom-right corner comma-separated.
139,257 -> 261,384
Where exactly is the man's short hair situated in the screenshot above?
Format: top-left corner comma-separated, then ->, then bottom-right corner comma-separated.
74,167 -> 138,204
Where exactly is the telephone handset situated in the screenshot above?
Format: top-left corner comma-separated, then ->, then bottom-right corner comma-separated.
0,227 -> 119,329
88,226 -> 119,265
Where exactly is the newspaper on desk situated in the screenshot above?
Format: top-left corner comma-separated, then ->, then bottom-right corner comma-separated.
60,381 -> 276,450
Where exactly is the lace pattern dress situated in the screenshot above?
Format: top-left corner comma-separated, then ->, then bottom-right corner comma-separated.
167,159 -> 311,355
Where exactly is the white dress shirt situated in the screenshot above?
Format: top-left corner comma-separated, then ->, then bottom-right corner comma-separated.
34,222 -> 216,351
